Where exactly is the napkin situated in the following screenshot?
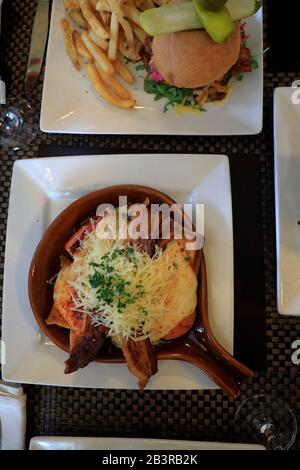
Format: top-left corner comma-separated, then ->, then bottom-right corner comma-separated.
0,380 -> 27,450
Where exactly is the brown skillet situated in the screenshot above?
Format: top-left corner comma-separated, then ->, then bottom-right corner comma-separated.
29,184 -> 253,397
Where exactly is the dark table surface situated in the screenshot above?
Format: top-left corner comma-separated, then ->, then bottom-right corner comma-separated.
0,0 -> 300,449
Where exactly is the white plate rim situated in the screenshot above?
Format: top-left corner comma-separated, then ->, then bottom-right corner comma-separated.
29,436 -> 266,450
1,153 -> 234,388
274,86 -> 300,316
40,1 -> 264,136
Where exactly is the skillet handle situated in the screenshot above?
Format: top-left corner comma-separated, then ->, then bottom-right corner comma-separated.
197,250 -> 254,385
180,335 -> 251,398
193,324 -> 254,383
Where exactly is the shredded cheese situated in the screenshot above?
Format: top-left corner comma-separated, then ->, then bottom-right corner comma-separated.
65,226 -> 198,343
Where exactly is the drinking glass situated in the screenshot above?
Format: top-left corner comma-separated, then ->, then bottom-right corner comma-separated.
0,96 -> 38,151
234,394 -> 297,450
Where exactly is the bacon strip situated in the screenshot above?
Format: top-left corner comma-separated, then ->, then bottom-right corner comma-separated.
127,207 -> 177,255
230,46 -> 252,75
122,337 -> 158,390
65,215 -> 103,256
139,36 -> 153,72
126,206 -> 156,255
64,319 -> 107,374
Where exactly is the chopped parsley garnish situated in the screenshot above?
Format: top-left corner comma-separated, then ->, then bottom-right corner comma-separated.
237,56 -> 258,83
88,247 -> 145,313
250,57 -> 259,70
184,256 -> 191,263
124,246 -> 134,257
89,270 -> 105,289
144,77 -> 206,113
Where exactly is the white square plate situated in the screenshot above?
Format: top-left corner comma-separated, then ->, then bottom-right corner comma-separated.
274,87 -> 300,316
40,0 -> 263,135
29,436 -> 265,450
2,154 -> 233,389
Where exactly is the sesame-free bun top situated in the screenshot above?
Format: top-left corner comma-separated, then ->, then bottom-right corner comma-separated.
152,23 -> 241,89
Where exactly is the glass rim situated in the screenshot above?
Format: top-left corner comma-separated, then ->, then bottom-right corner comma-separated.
234,393 -> 298,450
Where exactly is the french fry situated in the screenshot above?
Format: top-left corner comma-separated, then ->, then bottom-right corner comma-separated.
88,0 -> 109,27
90,0 -> 110,27
81,31 -> 114,74
63,0 -> 143,110
106,0 -> 134,44
86,62 -> 135,108
95,0 -> 111,11
73,30 -> 94,62
96,1 -> 140,29
99,11 -> 111,28
95,63 -> 132,100
64,0 -> 80,10
123,5 -> 141,26
88,29 -> 109,51
80,0 -> 109,39
61,18 -> 80,71
96,0 -> 141,26
68,9 -> 88,29
95,0 -> 114,30
118,32 -> 140,62
119,19 -> 134,46
114,60 -> 135,84
108,12 -> 119,61
132,23 -> 146,43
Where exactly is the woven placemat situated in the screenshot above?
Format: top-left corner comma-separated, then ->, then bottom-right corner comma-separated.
0,0 -> 300,448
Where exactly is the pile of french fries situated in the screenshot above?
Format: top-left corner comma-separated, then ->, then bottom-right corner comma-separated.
62,0 -> 161,109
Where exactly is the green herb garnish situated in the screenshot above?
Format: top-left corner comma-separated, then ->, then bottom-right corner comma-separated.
88,248 -> 145,313
250,57 -> 259,70
144,77 -> 206,113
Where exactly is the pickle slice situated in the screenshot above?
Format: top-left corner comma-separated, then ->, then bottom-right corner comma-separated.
192,0 -> 234,43
140,0 -> 259,37
200,0 -> 228,11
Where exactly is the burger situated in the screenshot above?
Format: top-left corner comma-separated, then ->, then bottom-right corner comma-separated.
139,0 -> 261,109
151,24 -> 241,89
